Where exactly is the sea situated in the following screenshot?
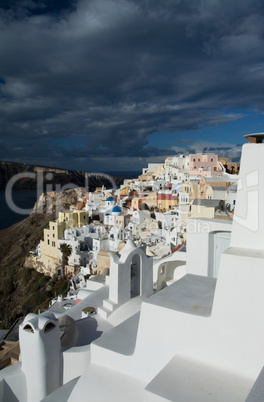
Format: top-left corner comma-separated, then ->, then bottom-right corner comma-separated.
0,189 -> 39,230
0,171 -> 141,230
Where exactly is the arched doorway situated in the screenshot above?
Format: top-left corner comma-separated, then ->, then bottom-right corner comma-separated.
131,253 -> 141,297
208,231 -> 231,278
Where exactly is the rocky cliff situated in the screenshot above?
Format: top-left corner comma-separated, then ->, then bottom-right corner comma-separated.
0,163 -> 125,329
0,160 -> 124,190
0,212 -> 69,329
32,187 -> 87,215
0,185 -> 101,329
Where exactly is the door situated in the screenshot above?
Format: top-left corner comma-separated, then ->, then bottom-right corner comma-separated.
213,232 -> 231,278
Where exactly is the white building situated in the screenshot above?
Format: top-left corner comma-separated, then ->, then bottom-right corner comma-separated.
103,205 -> 123,226
155,211 -> 178,230
227,183 -> 237,211
126,210 -> 151,233
57,225 -> 108,268
108,225 -> 127,251
2,134 -> 264,401
152,179 -> 166,191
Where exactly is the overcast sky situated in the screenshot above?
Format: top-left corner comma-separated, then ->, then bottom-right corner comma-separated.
1,0 -> 264,173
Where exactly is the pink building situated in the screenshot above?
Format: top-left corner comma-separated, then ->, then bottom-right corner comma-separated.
189,153 -> 222,176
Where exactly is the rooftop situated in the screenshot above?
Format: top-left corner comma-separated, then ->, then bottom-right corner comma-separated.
192,199 -> 223,207
145,274 -> 216,317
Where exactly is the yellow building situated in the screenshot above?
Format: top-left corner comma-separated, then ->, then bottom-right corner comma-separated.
219,156 -> 232,164
138,172 -> 154,181
96,250 -> 110,273
38,220 -> 67,275
131,197 -> 141,210
117,186 -> 130,203
180,181 -> 199,202
157,191 -> 178,211
142,192 -> 158,209
153,164 -> 164,176
58,210 -> 89,227
37,210 -> 89,276
41,221 -> 65,258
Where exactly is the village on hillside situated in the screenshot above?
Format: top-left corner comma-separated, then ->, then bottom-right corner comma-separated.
25,153 -> 238,287
2,135 -> 264,401
1,147 -> 250,402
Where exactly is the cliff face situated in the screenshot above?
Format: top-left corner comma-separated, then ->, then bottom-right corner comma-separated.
32,187 -> 87,215
0,187 -> 90,329
0,212 -> 58,328
0,161 -> 124,190
0,163 -> 124,328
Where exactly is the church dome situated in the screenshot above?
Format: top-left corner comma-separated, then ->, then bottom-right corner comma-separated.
112,205 -> 122,215
106,196 -> 114,202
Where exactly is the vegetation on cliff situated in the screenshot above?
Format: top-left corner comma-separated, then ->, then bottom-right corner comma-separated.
0,187 -> 87,329
0,212 -> 68,329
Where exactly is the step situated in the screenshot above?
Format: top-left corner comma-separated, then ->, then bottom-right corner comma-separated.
103,299 -> 117,312
97,306 -> 112,320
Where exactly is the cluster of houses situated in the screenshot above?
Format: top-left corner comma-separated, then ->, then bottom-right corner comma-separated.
26,153 -> 238,278
3,135 -> 264,402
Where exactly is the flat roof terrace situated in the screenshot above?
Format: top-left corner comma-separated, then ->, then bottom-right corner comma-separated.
144,274 -> 217,317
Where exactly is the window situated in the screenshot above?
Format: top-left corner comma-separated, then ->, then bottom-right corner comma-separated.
44,322 -> 55,333
53,234 -> 55,238
47,239 -> 50,245
198,158 -> 200,162
23,324 -> 34,333
211,158 -> 213,162
66,217 -> 68,221
53,226 -> 55,230
193,158 -> 196,162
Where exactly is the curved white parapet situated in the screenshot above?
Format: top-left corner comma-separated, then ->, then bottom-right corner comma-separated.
19,312 -> 62,402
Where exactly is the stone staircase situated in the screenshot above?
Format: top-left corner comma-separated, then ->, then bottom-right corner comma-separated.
98,299 -> 117,319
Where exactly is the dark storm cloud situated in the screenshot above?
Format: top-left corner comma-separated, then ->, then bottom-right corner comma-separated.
0,0 -> 264,169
